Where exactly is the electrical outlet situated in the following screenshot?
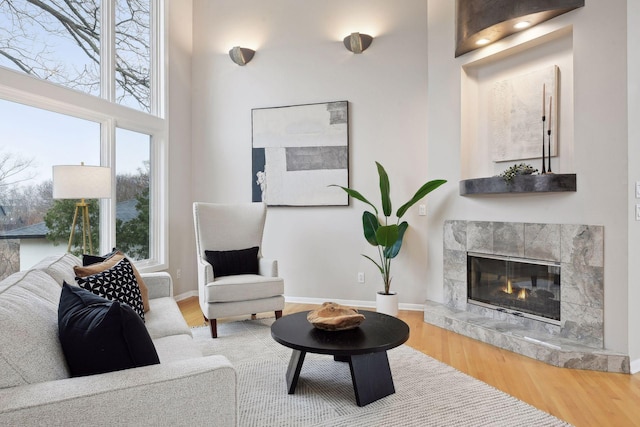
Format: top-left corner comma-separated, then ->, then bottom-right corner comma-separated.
636,181 -> 640,199
418,204 -> 426,216
176,268 -> 181,279
357,272 -> 365,283
636,205 -> 640,221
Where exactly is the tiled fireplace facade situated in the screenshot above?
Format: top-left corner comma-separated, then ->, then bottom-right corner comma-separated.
423,220 -> 630,373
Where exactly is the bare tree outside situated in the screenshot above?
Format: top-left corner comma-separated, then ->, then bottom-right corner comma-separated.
116,160 -> 150,203
0,0 -> 151,112
0,149 -> 36,279
0,148 -> 36,228
0,240 -> 19,280
0,149 -> 34,188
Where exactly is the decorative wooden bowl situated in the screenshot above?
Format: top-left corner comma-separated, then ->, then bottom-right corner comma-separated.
307,302 -> 365,331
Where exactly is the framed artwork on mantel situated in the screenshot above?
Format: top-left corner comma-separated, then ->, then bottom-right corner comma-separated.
252,101 -> 349,206
489,65 -> 558,162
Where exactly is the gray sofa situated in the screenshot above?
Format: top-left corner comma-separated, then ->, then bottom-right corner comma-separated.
0,253 -> 237,426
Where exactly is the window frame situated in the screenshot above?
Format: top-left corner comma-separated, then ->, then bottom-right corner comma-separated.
0,0 -> 167,271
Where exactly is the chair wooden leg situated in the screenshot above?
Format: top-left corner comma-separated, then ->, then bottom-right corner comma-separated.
202,312 -> 218,338
275,310 -> 283,319
209,319 -> 218,338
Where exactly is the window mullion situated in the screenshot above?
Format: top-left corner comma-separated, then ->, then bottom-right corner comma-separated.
150,1 -> 164,118
100,119 -> 116,254
101,0 -> 116,103
100,1 -> 115,254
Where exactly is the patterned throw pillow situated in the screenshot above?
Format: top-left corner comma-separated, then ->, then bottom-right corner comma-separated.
77,249 -> 150,313
75,257 -> 145,321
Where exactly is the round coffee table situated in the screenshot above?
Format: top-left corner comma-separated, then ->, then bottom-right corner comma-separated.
270,310 -> 409,406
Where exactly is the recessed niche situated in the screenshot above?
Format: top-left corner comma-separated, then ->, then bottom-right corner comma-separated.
460,27 -> 574,183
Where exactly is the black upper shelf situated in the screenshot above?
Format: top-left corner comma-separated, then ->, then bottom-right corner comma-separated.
459,173 -> 577,196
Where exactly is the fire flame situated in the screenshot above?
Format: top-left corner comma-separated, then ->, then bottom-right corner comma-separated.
504,280 -> 513,294
503,281 -> 527,300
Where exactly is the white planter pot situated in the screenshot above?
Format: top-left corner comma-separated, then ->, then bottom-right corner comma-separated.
376,291 -> 398,317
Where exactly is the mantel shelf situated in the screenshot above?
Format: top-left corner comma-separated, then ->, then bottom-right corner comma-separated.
459,173 -> 577,196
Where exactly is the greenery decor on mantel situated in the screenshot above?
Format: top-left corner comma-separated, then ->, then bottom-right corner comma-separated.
331,162 -> 447,296
498,163 -> 538,183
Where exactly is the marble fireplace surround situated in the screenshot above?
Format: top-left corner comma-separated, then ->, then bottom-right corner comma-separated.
423,220 -> 630,373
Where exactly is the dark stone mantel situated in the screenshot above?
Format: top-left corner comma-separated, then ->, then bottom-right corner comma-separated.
459,173 -> 576,196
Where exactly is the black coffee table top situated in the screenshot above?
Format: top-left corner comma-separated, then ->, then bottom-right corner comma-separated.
271,310 -> 410,357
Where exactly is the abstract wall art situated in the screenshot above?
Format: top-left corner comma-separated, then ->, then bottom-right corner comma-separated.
252,101 -> 349,206
489,65 -> 558,162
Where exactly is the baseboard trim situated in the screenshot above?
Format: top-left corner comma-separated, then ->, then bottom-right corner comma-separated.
284,295 -> 424,312
174,290 -> 198,301
630,357 -> 640,374
173,291 -> 424,312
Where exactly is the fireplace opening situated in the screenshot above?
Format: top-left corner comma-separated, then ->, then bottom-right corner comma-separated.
467,252 -> 561,324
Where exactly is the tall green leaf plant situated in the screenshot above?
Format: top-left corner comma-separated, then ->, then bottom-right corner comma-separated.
332,162 -> 446,295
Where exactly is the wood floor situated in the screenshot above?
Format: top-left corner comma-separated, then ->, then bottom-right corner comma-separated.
177,298 -> 640,427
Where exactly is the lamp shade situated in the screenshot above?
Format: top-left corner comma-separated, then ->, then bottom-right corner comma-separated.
52,165 -> 112,199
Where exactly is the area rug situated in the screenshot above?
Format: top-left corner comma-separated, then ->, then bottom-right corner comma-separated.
192,319 -> 571,427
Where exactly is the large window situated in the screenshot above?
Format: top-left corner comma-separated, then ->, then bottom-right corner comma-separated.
0,1 -> 101,98
0,0 -> 153,114
0,0 -> 166,276
115,0 -> 152,112
115,127 -> 151,261
0,100 -> 102,275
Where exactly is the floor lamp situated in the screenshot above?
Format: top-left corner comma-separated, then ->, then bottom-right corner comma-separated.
52,163 -> 112,255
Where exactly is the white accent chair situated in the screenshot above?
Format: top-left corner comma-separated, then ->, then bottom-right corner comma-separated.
193,202 -> 284,338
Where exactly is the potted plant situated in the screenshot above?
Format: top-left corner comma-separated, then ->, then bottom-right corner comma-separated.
332,162 -> 447,316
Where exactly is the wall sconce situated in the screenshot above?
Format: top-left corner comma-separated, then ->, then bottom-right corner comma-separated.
343,32 -> 373,54
229,46 -> 255,66
455,0 -> 584,57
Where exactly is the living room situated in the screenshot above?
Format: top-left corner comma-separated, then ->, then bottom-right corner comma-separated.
178,0 -> 639,370
1,0 -> 639,425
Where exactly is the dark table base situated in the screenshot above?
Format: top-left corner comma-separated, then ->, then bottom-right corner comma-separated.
285,349 -> 395,407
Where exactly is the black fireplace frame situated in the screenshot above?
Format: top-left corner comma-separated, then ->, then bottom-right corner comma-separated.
466,252 -> 561,326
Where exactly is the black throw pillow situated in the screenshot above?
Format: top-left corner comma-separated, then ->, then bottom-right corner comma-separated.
205,246 -> 260,278
75,257 -> 145,321
82,247 -> 119,266
58,283 -> 160,377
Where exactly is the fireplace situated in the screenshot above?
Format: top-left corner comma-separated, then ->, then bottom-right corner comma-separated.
467,252 -> 561,324
424,221 -> 633,374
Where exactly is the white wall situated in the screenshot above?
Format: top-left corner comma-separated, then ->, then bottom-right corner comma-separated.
190,0 -> 434,307
166,0 -> 195,296
627,1 -> 640,370
426,0 -> 632,355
